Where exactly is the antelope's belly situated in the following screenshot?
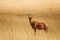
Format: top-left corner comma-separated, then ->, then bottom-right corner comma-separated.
36,23 -> 44,30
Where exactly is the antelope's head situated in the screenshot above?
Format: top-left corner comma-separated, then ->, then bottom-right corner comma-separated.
26,14 -> 32,20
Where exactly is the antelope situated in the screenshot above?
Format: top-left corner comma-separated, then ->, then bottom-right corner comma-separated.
27,14 -> 48,34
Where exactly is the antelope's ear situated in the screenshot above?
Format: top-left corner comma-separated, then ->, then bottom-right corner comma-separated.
29,15 -> 32,18
26,14 -> 30,18
26,14 -> 32,17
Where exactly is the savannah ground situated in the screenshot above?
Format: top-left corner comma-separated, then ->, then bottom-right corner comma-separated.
0,13 -> 60,40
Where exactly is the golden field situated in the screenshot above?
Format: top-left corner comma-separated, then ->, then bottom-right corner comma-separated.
0,0 -> 60,40
0,12 -> 60,40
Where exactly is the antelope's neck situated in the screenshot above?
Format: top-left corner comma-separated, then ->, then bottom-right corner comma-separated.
29,19 -> 32,24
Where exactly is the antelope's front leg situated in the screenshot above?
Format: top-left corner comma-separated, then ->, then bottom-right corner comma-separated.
34,23 -> 37,34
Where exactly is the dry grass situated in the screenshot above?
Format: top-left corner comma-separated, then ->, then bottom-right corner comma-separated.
0,13 -> 60,40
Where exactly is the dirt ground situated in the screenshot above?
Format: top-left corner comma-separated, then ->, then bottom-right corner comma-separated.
0,13 -> 60,40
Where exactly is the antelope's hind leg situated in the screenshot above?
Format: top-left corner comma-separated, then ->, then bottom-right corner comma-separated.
44,25 -> 48,32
